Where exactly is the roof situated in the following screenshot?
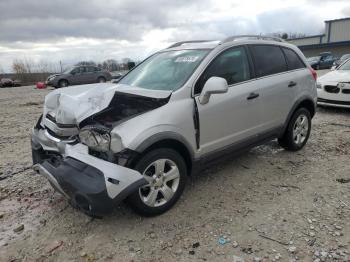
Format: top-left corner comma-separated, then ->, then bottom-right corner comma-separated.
166,35 -> 285,50
325,17 -> 350,23
167,40 -> 220,49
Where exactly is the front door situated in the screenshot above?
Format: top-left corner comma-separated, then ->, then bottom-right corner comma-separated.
194,46 -> 263,155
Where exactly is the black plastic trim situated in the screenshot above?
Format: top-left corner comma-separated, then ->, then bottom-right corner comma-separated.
193,126 -> 283,173
280,96 -> 316,136
318,98 -> 350,106
135,132 -> 195,160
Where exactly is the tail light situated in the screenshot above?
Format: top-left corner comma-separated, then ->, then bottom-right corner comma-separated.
310,68 -> 317,81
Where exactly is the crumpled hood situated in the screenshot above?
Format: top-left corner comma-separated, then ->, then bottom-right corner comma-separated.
43,83 -> 172,125
318,70 -> 350,84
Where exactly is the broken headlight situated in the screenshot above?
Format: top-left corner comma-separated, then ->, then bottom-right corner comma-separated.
79,126 -> 111,152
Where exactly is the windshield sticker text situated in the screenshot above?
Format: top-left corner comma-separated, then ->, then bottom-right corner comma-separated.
175,56 -> 199,63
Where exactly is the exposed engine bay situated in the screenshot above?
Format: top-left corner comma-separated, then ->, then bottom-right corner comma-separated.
79,91 -> 170,128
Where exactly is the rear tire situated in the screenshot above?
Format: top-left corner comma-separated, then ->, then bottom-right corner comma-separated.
58,79 -> 68,88
127,148 -> 187,216
278,108 -> 311,151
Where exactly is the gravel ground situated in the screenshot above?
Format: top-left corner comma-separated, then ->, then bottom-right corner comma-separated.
0,76 -> 349,261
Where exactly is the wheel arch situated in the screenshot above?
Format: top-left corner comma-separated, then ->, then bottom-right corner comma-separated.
280,96 -> 316,136
132,133 -> 195,176
58,78 -> 69,86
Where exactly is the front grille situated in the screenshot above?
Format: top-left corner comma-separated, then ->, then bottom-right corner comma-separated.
324,85 -> 340,93
46,127 -> 75,140
45,114 -> 76,128
46,113 -> 56,123
342,89 -> 350,94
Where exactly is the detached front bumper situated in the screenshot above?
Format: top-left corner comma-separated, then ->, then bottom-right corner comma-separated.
31,127 -> 146,216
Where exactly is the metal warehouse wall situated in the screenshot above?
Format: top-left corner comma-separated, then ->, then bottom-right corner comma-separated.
288,36 -> 321,46
301,45 -> 350,58
329,19 -> 350,42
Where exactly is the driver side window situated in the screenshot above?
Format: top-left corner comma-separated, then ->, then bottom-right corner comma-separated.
194,46 -> 251,94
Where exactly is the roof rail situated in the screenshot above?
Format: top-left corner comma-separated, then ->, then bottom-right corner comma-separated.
167,40 -> 215,48
220,35 -> 285,44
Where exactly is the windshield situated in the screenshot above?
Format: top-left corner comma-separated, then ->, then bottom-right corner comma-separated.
340,54 -> 350,62
119,49 -> 210,91
62,67 -> 74,74
337,59 -> 350,70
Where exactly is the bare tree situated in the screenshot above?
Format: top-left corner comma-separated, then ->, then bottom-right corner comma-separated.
12,59 -> 28,74
75,61 -> 96,66
24,58 -> 34,73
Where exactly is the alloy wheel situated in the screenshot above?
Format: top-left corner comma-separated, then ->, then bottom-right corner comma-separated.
139,159 -> 180,207
293,114 -> 309,145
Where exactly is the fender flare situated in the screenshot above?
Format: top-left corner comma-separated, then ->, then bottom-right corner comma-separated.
135,131 -> 195,160
280,95 -> 316,136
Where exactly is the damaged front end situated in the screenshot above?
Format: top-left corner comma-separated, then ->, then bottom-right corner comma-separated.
31,83 -> 171,216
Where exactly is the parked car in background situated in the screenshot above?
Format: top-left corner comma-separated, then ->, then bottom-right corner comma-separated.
317,58 -> 350,108
110,72 -> 125,83
32,36 -> 317,217
331,54 -> 350,69
46,66 -> 112,88
307,52 -> 336,70
0,78 -> 21,87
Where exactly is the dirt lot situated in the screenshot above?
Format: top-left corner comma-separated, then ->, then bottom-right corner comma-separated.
0,78 -> 349,261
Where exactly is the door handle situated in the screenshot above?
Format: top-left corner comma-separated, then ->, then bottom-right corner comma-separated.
247,92 -> 259,100
288,81 -> 297,87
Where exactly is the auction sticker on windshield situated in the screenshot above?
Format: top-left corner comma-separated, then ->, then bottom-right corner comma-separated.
175,56 -> 199,63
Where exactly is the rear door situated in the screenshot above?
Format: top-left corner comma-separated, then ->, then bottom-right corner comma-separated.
85,66 -> 98,83
71,66 -> 88,84
195,46 -> 263,155
248,45 -> 295,131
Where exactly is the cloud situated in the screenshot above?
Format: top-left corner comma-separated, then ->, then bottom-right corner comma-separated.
0,0 -> 349,72
0,0 -> 209,42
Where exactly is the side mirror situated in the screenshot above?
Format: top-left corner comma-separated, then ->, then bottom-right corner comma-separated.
199,77 -> 228,104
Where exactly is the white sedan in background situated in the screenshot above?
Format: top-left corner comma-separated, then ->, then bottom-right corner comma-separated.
317,58 -> 350,108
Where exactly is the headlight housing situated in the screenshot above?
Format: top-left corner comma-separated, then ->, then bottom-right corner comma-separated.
316,83 -> 322,89
79,126 -> 111,152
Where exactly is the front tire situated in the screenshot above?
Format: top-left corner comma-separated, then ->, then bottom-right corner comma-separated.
58,79 -> 68,88
278,108 -> 311,151
127,148 -> 187,216
97,77 -> 106,83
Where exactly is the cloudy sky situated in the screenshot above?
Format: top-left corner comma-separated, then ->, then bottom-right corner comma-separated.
0,0 -> 349,72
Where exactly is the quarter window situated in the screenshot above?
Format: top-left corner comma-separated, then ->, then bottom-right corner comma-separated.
195,46 -> 250,94
250,45 -> 287,77
282,48 -> 305,70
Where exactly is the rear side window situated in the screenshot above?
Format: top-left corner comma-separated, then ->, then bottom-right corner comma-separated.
250,45 -> 287,77
86,66 -> 95,72
282,48 -> 306,70
195,46 -> 251,94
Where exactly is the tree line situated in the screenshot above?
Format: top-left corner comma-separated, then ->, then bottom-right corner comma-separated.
10,58 -> 138,74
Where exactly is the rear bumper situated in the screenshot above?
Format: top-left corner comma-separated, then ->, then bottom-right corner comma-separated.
31,127 -> 146,216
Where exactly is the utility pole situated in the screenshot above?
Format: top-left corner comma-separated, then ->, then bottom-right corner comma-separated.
59,61 -> 62,73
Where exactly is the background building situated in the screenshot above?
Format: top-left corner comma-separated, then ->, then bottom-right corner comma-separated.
288,17 -> 350,57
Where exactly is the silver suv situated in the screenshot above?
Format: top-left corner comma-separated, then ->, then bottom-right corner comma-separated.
31,36 -> 317,216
